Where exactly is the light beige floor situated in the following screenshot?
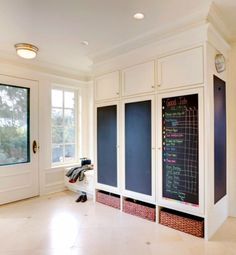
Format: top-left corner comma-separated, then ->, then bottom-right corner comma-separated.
0,191 -> 235,255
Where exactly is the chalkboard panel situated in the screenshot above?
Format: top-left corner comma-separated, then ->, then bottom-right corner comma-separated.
125,100 -> 152,195
97,105 -> 117,187
214,76 -> 227,204
162,94 -> 199,205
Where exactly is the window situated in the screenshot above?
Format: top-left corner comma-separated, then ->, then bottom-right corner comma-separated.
0,84 -> 30,165
51,88 -> 78,164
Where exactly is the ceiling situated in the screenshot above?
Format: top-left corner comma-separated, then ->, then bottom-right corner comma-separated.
0,0 -> 235,76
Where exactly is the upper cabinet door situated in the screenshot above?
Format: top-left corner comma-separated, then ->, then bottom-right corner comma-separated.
122,61 -> 155,96
95,71 -> 120,101
157,47 -> 204,89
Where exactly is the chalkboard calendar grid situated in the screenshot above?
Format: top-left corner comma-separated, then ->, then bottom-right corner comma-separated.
162,94 -> 199,205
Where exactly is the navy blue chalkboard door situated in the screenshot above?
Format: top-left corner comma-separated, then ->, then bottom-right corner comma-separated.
214,76 -> 227,204
125,100 -> 152,195
97,105 -> 117,187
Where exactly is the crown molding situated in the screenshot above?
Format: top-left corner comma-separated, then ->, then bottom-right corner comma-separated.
0,51 -> 92,82
207,3 -> 233,43
90,6 -> 209,65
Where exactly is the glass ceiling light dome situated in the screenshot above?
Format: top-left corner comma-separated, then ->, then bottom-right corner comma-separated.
15,43 -> 39,59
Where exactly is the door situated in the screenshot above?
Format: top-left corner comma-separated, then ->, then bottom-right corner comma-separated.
0,75 -> 39,205
95,71 -> 120,101
157,46 -> 204,89
122,95 -> 156,203
122,61 -> 155,96
95,101 -> 120,194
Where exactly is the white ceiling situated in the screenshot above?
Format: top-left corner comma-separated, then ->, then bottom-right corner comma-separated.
0,0 -> 235,75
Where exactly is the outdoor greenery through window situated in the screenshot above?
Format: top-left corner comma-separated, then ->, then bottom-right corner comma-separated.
51,88 -> 77,164
0,84 -> 29,166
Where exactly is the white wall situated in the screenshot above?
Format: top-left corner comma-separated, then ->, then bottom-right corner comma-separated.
228,42 -> 236,217
0,61 -> 92,195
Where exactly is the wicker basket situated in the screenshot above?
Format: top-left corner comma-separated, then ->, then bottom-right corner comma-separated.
159,209 -> 204,238
123,199 -> 156,222
96,190 -> 120,209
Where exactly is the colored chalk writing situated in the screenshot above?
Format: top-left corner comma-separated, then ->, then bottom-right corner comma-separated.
162,94 -> 199,205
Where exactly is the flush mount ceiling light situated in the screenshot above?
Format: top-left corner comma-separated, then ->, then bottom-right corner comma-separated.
81,40 -> 89,46
133,13 -> 145,20
14,43 -> 39,59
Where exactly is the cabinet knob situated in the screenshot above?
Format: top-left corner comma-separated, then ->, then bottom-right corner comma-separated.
151,85 -> 155,88
116,92 -> 119,95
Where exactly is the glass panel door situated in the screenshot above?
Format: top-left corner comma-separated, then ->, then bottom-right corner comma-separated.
0,75 -> 39,205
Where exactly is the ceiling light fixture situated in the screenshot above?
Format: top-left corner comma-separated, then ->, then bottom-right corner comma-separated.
81,40 -> 89,46
15,43 -> 39,59
133,13 -> 144,20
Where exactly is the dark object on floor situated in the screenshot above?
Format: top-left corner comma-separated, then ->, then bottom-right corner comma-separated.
75,192 -> 87,203
81,194 -> 87,203
75,195 -> 83,202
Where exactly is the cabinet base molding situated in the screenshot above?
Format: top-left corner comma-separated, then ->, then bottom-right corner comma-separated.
159,208 -> 204,238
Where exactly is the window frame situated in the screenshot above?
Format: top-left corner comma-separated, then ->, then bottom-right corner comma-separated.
0,84 -> 30,166
51,85 -> 80,166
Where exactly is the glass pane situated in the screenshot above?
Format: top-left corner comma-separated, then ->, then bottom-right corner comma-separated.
64,144 -> 75,162
52,89 -> 63,107
52,144 -> 63,163
64,109 -> 75,126
64,91 -> 74,108
52,108 -> 63,126
64,127 -> 75,143
52,127 -> 63,144
0,84 -> 29,166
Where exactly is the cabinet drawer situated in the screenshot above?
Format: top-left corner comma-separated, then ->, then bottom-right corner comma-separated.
157,47 -> 204,89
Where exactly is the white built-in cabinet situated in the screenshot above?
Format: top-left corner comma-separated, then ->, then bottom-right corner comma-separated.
122,61 -> 155,96
94,46 -> 206,206
157,47 -> 204,89
94,71 -> 120,101
94,26 -> 229,240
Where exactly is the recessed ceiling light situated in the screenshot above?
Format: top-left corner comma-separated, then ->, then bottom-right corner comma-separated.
133,13 -> 144,20
15,43 -> 38,59
81,40 -> 89,46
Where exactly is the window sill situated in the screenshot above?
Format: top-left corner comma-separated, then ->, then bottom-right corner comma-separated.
51,162 -> 81,170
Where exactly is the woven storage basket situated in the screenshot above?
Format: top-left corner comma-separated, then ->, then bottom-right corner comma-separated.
159,209 -> 204,238
123,199 -> 156,222
96,190 -> 120,209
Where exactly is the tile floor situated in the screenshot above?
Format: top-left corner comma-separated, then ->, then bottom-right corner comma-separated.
0,191 -> 235,255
